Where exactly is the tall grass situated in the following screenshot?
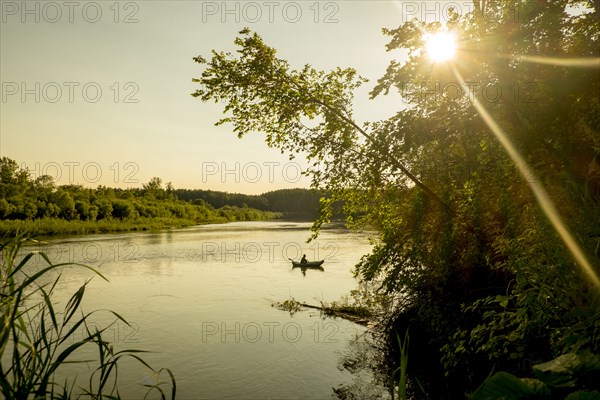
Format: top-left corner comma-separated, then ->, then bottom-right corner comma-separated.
390,330 -> 409,400
0,217 -> 203,238
0,235 -> 176,399
389,330 -> 428,400
0,212 -> 282,238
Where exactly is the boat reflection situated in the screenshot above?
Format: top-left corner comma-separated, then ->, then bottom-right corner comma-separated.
292,264 -> 325,276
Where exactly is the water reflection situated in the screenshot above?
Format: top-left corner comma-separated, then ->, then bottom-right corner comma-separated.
13,221 -> 376,399
293,265 -> 325,276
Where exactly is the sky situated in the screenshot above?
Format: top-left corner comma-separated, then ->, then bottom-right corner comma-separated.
0,1 -> 460,194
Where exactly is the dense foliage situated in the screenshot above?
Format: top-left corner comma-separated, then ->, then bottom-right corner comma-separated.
193,1 -> 600,397
0,157 -> 278,236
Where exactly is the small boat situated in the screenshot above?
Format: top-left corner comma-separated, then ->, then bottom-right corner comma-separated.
291,260 -> 325,268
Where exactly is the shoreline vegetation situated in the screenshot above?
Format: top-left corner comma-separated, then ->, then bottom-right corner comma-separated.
0,214 -> 281,238
0,156 -> 323,238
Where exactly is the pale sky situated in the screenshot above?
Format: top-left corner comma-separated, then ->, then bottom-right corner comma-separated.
0,1 -> 458,194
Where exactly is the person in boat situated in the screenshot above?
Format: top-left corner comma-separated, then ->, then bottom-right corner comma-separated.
300,254 -> 308,264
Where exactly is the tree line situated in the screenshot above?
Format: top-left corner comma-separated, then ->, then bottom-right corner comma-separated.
174,187 -> 322,219
0,157 -> 282,235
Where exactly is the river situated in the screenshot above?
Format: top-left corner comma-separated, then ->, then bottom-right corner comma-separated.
16,221 -> 377,399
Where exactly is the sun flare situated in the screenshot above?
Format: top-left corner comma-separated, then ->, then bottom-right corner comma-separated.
424,32 -> 457,62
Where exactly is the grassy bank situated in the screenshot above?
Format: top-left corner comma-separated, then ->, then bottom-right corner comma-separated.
0,213 -> 281,238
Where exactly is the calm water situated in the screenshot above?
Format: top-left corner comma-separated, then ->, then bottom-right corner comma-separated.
17,221 -> 375,399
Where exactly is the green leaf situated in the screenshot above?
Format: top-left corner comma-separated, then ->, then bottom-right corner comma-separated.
565,391 -> 600,400
472,372 -> 545,400
533,351 -> 600,389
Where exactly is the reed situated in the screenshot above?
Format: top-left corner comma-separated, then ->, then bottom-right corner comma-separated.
0,217 -> 203,238
0,235 -> 176,399
0,212 -> 282,238
390,330 -> 409,400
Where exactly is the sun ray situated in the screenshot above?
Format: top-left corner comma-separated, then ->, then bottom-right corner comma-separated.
500,54 -> 600,68
451,64 -> 600,288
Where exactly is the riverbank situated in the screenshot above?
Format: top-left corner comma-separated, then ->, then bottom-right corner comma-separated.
0,214 -> 282,238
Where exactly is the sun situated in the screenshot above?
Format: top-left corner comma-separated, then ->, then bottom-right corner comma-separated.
424,31 -> 457,62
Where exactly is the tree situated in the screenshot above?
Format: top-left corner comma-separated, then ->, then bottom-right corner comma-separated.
192,2 -> 600,397
53,191 -> 77,221
93,198 -> 113,220
34,175 -> 56,198
111,200 -> 135,220
0,157 -> 30,200
0,199 -> 14,219
75,200 -> 91,221
165,181 -> 175,200
143,177 -> 163,199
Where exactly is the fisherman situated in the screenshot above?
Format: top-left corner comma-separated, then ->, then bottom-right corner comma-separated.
300,254 -> 308,264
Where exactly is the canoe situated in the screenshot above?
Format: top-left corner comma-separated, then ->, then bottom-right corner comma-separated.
291,260 -> 325,268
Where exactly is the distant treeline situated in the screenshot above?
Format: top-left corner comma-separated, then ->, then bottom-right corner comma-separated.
174,188 -> 323,219
0,157 -> 280,236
